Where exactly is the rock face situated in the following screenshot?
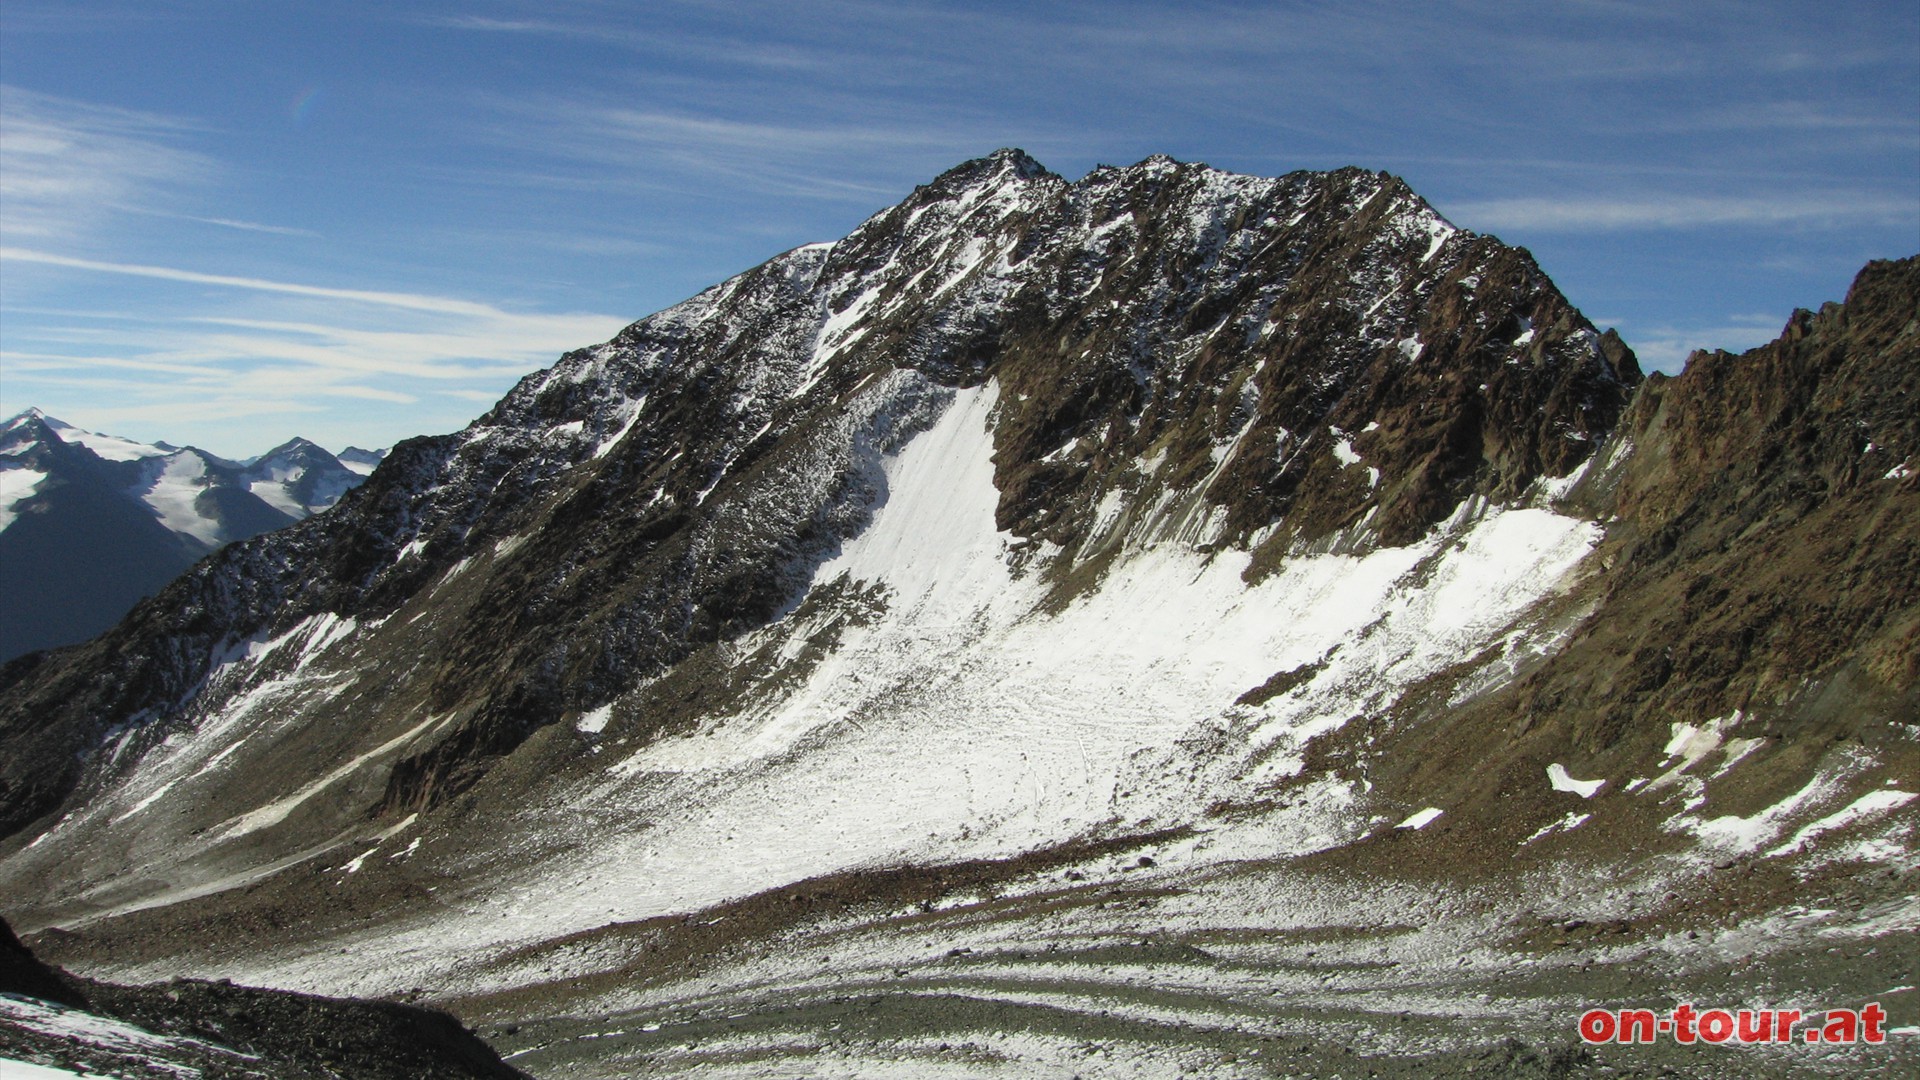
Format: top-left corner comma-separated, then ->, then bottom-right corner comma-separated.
1519,259 -> 1919,755
0,152 -> 1912,1078
0,413 -> 371,662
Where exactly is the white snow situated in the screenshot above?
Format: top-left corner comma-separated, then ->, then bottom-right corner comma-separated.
1521,811 -> 1592,845
40,415 -> 169,461
1546,763 -> 1604,799
8,165 -> 1681,1020
811,286 -> 883,371
1668,751 -> 1875,855
208,378 -> 1608,996
247,478 -> 304,517
1398,807 -> 1444,830
246,463 -> 356,517
217,709 -> 447,840
132,452 -> 222,546
1329,428 -> 1362,467
1646,713 -> 1744,792
591,396 -> 647,460
340,844 -> 381,874
1766,789 -> 1916,857
0,465 -> 47,531
0,995 -> 213,1070
112,777 -> 181,822
576,704 -> 612,734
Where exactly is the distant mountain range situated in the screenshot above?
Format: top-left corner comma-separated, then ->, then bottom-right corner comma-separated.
0,410 -> 385,662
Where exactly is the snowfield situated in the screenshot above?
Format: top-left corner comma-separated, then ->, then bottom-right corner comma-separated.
55,376 -> 1607,1004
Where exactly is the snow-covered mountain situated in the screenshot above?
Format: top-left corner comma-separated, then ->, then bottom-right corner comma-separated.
0,412 -> 376,662
335,445 -> 390,476
1,152 -> 1914,1078
239,437 -> 373,519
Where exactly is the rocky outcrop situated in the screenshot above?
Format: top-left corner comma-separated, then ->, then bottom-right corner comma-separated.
0,916 -> 526,1079
1531,257 -> 1918,750
1365,255 -> 1918,854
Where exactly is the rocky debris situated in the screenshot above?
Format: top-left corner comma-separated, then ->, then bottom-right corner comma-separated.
0,915 -> 526,1079
1309,257 -> 1919,883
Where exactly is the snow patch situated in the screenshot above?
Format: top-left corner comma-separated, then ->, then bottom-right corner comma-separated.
217,710 -> 449,840
1546,763 -> 1604,799
1398,807 -> 1443,830
591,396 -> 648,460
0,1060 -> 105,1079
1767,790 -> 1916,857
44,419 -> 169,461
577,704 -> 613,735
0,465 -> 47,531
133,452 -> 222,546
1329,427 -> 1362,467
1646,713 -> 1743,792
1522,811 -> 1592,845
0,995 -> 218,1071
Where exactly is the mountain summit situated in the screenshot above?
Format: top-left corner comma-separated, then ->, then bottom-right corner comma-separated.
1,153 -> 1912,1077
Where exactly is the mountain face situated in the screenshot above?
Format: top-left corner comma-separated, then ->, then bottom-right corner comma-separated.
0,414 -> 372,662
0,152 -> 1913,1078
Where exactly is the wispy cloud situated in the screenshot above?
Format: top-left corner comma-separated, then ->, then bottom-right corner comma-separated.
153,212 -> 321,237
1450,192 -> 1917,233
461,93 -> 1062,206
4,247 -> 526,317
0,251 -> 631,452
1614,314 -> 1788,373
0,86 -> 207,242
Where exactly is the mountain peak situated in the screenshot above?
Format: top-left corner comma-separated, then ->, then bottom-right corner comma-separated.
918,147 -> 1061,198
2,406 -> 60,435
1130,151 -> 1189,171
0,408 -> 57,442
250,436 -> 333,463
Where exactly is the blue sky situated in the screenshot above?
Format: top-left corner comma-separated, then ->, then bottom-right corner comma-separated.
2,1 -> 1915,458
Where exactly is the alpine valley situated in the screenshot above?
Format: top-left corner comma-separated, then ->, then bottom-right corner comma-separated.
1,151 -> 1914,1078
